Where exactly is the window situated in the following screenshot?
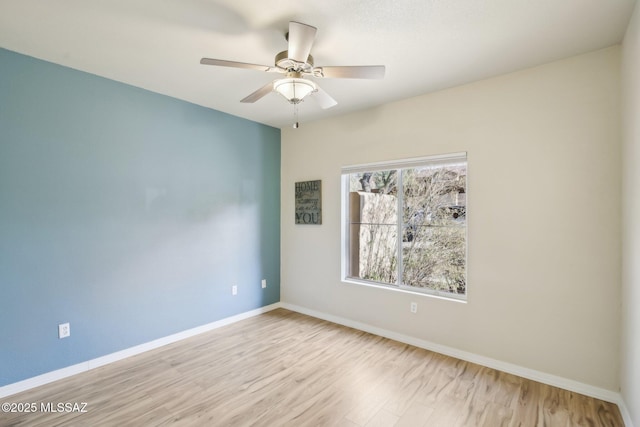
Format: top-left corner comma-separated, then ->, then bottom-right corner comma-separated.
341,153 -> 467,300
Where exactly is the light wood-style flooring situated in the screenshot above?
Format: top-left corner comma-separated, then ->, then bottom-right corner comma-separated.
0,308 -> 624,426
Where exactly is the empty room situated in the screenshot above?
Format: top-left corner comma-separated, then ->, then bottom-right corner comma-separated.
1,0 -> 640,426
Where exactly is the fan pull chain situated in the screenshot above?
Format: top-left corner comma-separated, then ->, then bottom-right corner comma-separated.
293,103 -> 300,129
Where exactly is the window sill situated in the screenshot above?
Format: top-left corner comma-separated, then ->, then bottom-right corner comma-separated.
342,278 -> 467,303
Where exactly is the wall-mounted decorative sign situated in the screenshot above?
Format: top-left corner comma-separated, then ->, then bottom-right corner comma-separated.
295,180 -> 322,224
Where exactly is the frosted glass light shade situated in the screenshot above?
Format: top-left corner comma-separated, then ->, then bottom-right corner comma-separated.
274,78 -> 317,104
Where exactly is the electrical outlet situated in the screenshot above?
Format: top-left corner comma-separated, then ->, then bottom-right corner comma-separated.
58,323 -> 70,339
232,285 -> 238,295
261,279 -> 267,289
410,302 -> 418,314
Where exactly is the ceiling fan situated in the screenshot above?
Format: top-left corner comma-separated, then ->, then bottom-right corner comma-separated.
200,21 -> 385,111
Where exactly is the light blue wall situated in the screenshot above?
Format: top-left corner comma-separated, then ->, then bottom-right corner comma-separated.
0,48 -> 281,386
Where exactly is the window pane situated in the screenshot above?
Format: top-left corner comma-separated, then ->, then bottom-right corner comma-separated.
350,223 -> 398,284
401,165 -> 466,294
348,170 -> 398,285
402,225 -> 466,293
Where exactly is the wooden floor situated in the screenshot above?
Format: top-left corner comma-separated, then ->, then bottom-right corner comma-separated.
1,309 -> 623,426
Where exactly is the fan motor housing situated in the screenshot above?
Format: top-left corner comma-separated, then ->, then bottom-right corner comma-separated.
275,50 -> 314,73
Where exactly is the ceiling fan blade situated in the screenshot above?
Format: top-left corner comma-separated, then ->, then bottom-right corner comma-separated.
240,81 -> 275,103
315,65 -> 385,79
313,87 -> 338,109
200,58 -> 273,72
288,21 -> 317,63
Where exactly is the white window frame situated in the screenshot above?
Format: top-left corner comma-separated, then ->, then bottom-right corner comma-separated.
341,152 -> 468,301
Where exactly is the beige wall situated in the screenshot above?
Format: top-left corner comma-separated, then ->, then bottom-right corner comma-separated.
281,47 -> 621,391
622,1 -> 640,424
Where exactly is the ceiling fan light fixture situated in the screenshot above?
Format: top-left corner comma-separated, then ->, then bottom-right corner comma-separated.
200,21 -> 384,113
274,78 -> 317,104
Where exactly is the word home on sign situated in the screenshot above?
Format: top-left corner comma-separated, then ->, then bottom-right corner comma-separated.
295,180 -> 322,225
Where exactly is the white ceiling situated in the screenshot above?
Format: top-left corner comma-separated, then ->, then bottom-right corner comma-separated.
0,0 -> 636,128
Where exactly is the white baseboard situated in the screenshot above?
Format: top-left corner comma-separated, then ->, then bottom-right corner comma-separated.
617,398 -> 635,427
0,303 -> 282,399
280,303 -> 625,407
